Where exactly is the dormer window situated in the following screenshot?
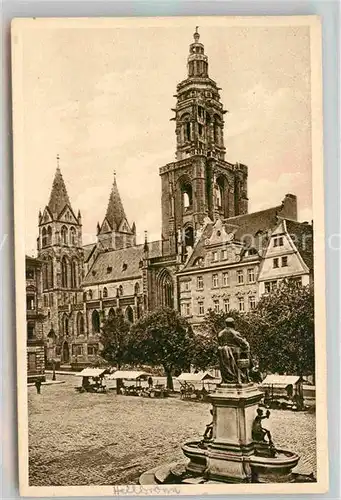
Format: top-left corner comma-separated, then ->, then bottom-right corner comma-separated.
107,266 -> 112,274
122,263 -> 127,271
92,270 -> 97,276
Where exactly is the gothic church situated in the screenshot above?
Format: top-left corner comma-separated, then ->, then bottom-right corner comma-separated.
32,30 -> 301,368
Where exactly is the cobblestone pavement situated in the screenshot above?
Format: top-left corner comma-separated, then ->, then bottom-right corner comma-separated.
28,375 -> 316,486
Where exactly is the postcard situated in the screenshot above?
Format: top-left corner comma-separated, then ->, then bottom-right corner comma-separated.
12,15 -> 327,496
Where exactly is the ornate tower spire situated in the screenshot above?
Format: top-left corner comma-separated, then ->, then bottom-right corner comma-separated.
159,29 -> 248,258
48,155 -> 72,218
187,27 -> 209,78
172,28 -> 227,162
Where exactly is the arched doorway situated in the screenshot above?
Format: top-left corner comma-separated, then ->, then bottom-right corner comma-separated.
157,269 -> 174,309
62,341 -> 70,364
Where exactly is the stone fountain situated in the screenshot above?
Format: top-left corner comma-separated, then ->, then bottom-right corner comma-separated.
140,318 -> 315,485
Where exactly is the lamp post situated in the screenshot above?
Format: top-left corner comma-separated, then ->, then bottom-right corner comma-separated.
52,359 -> 56,381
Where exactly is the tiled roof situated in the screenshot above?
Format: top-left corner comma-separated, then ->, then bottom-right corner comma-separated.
48,167 -> 72,218
224,205 -> 281,242
83,243 -> 96,262
83,240 -> 163,285
285,219 -> 314,271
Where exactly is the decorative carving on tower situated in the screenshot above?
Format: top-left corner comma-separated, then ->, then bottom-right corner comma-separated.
160,29 -> 249,258
37,155 -> 84,341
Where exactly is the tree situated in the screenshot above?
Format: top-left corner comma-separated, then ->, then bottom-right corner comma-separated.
130,308 -> 193,389
248,280 -> 315,377
100,310 -> 132,369
193,280 -> 315,378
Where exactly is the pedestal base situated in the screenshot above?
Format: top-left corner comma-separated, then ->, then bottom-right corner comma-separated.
205,383 -> 263,483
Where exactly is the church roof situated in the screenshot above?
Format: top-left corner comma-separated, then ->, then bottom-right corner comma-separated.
83,243 -> 96,262
83,241 -> 162,285
104,176 -> 127,230
47,167 -> 72,218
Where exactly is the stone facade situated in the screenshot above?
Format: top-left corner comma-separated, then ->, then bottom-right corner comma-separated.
25,30 -> 313,368
26,256 -> 45,382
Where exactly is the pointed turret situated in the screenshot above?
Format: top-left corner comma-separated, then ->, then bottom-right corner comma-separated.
105,174 -> 127,231
97,173 -> 136,250
48,156 -> 72,218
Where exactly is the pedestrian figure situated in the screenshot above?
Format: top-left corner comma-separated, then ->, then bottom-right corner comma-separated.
148,376 -> 153,388
35,379 -> 42,394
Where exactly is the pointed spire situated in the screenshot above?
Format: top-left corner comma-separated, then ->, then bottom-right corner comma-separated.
105,173 -> 127,230
48,155 -> 71,218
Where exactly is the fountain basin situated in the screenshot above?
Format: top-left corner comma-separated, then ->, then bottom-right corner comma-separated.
181,441 -> 208,475
250,449 -> 300,483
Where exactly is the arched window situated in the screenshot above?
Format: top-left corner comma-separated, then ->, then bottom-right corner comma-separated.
214,176 -> 226,213
108,307 -> 115,319
61,226 -> 68,245
181,113 -> 191,143
47,256 -> 53,288
42,227 -> 47,248
118,285 -> 123,296
61,256 -> 69,288
42,260 -> 48,290
182,183 -> 193,210
103,287 -> 108,298
70,227 -> 76,246
77,312 -> 84,336
88,289 -> 93,300
47,226 -> 52,245
71,260 -> 77,288
184,225 -> 194,249
62,313 -> 69,335
134,283 -> 140,295
213,115 -> 221,144
157,269 -> 174,309
186,122 -> 191,142
92,310 -> 100,333
125,306 -> 134,323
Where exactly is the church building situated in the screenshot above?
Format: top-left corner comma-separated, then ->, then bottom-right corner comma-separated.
30,29 -> 313,368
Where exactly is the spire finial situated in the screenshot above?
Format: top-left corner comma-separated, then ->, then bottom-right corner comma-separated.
143,230 -> 149,252
56,153 -> 60,169
194,26 -> 200,42
113,170 -> 116,184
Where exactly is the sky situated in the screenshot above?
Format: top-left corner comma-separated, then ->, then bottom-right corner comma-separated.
17,19 -> 313,255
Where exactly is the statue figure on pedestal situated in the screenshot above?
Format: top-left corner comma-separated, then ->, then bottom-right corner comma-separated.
217,317 -> 251,384
252,408 -> 276,457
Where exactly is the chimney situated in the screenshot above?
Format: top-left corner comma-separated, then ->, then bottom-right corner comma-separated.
280,194 -> 297,221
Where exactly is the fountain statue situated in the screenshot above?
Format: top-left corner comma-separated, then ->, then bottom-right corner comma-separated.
139,317 -> 315,485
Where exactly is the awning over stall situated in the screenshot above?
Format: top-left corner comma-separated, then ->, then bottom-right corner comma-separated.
107,370 -> 152,380
75,368 -> 107,377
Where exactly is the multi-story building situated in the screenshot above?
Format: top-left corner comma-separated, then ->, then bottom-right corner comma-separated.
258,219 -> 313,295
177,194 -> 310,327
26,256 -> 45,382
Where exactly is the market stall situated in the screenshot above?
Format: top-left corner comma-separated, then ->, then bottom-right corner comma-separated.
75,367 -> 108,393
177,372 -> 219,400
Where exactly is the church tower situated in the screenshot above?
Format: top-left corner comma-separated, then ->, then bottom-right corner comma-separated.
97,173 -> 136,251
160,28 -> 248,257
37,156 -> 83,360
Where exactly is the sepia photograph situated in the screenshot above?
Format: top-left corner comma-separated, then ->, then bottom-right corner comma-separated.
12,16 -> 327,495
